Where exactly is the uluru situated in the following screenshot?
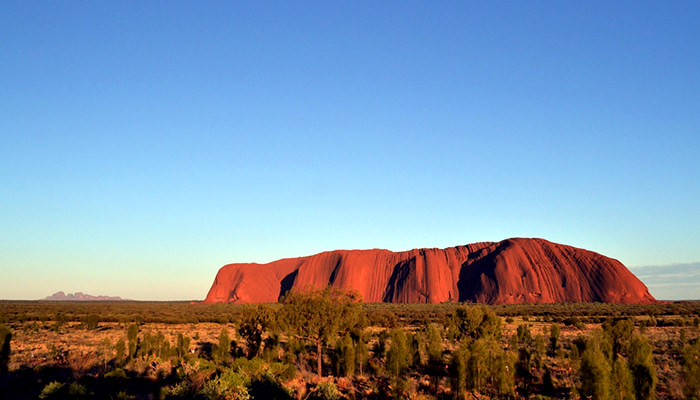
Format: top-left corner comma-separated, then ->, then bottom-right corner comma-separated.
204,238 -> 656,305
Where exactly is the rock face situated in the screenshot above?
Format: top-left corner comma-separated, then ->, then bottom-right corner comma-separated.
204,238 -> 656,304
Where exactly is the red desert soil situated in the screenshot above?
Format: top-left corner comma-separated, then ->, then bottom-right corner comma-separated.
204,238 -> 656,305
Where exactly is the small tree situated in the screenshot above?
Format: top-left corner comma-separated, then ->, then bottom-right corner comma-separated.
607,319 -> 634,360
410,333 -> 422,368
629,334 -> 656,400
237,304 -> 274,359
280,286 -> 364,377
534,334 -> 546,370
681,339 -> 700,400
449,343 -> 469,400
0,325 -> 11,373
340,334 -> 356,377
467,338 -> 490,393
494,347 -> 516,398
332,334 -> 356,377
175,333 -> 190,360
355,334 -> 369,376
425,323 -> 444,394
580,336 -> 612,400
127,324 -> 139,359
549,323 -> 561,356
516,324 -> 533,345
386,329 -> 411,377
610,358 -> 635,400
214,328 -> 231,365
115,339 -> 126,363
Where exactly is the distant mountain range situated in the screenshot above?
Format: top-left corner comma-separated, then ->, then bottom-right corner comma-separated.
43,291 -> 128,301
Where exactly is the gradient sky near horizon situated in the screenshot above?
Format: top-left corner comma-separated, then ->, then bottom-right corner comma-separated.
2,2 -> 699,301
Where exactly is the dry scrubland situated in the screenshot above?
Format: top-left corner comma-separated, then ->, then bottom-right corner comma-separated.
1,293 -> 700,400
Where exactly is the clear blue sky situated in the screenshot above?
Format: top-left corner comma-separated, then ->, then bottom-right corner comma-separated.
2,1 -> 699,300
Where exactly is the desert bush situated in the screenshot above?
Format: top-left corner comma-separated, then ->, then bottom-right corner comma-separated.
308,380 -> 340,400
248,373 -> 293,400
0,325 -> 11,373
450,305 -> 501,341
200,369 -> 251,400
105,367 -> 128,380
160,381 -> 197,400
82,314 -> 100,330
39,381 -> 87,399
368,309 -> 399,328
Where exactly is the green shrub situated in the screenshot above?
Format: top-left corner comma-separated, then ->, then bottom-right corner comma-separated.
200,370 -> 251,400
105,367 -> 128,380
39,381 -> 87,399
308,380 -> 340,400
160,381 -> 194,400
39,381 -> 66,399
